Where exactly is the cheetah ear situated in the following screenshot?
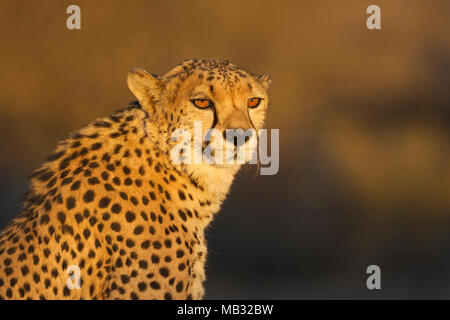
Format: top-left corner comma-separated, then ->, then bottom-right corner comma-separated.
127,68 -> 163,112
257,73 -> 272,90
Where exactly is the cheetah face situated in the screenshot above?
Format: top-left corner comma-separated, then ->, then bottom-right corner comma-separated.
127,59 -> 271,167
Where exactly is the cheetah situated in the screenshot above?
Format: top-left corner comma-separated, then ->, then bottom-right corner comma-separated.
0,59 -> 271,300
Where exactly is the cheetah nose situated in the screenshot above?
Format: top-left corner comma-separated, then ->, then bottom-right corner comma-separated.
223,129 -> 253,147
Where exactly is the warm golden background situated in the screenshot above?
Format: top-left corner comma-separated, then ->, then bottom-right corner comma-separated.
1,0 -> 449,298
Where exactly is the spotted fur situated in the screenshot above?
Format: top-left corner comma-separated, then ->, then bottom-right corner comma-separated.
0,59 -> 271,300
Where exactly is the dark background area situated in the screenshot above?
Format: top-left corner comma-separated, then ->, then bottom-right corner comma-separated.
1,0 -> 450,299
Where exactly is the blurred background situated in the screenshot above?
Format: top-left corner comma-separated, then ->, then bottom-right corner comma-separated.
0,0 -> 450,299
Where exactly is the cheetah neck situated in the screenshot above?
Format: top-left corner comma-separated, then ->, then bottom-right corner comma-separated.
182,163 -> 240,204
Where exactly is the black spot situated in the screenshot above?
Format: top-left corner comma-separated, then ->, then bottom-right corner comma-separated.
125,211 -> 136,222
61,241 -> 69,251
151,254 -> 159,264
133,226 -> 144,235
153,241 -> 162,249
93,120 -> 111,128
51,269 -> 59,278
159,267 -> 170,278
123,166 -> 131,175
99,197 -> 111,208
66,197 -> 76,210
33,273 -> 40,283
130,292 -> 139,300
5,268 -> 13,276
119,192 -> 127,200
21,266 -> 29,276
112,177 -> 121,186
88,162 -> 100,169
101,171 -> 109,180
104,183 -> 114,191
57,211 -> 66,224
46,151 -> 65,162
43,199 -> 53,212
89,285 -> 95,296
111,203 -> 122,214
135,149 -> 142,157
176,250 -> 185,258
178,190 -> 186,200
63,286 -> 70,296
59,157 -> 72,171
138,260 -> 148,269
126,239 -> 135,248
89,216 -> 98,226
176,281 -> 184,292
60,177 -> 73,186
111,222 -> 121,232
40,214 -> 50,225
91,143 -> 102,150
141,240 -> 150,249
59,170 -> 70,180
178,210 -> 187,221
84,169 -> 92,177
137,282 -> 147,292
70,180 -> 81,191
130,196 -> 138,205
120,275 -> 130,284
38,170 -> 54,182
164,292 -> 172,300
150,281 -> 161,290
83,190 -> 95,203
88,177 -> 100,185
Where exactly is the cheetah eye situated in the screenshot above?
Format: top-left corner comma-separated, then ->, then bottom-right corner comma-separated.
247,98 -> 262,108
191,99 -> 212,109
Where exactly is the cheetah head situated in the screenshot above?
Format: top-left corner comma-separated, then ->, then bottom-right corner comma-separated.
127,59 -> 271,172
